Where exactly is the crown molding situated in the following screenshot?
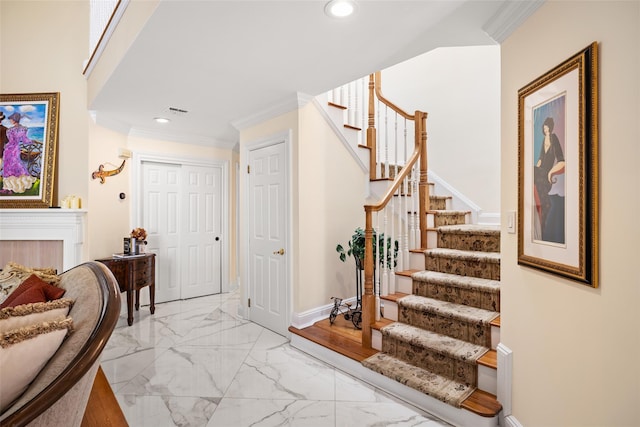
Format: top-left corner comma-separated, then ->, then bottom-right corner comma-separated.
482,0 -> 544,43
128,127 -> 237,149
231,92 -> 313,131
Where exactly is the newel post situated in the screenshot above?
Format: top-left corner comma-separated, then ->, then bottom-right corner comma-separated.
367,74 -> 377,181
417,111 -> 429,248
362,207 -> 375,348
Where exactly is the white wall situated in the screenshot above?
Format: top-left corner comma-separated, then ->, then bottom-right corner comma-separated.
1,0 -> 89,211
501,2 -> 640,426
382,46 -> 501,215
297,102 -> 368,313
239,102 -> 367,315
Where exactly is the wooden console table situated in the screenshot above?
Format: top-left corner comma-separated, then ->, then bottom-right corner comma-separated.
96,253 -> 155,326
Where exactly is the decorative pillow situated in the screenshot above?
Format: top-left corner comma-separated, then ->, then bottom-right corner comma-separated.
0,317 -> 74,411
0,299 -> 73,334
0,263 -> 60,305
0,275 -> 65,309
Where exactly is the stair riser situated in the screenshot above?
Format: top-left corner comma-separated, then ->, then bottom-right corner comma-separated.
491,324 -> 499,350
413,280 -> 500,312
478,365 -> 497,395
396,275 -> 413,294
382,300 -> 399,321
372,329 -> 382,351
424,255 -> 500,280
437,232 -> 500,253
410,252 -> 425,270
382,337 -> 478,387
398,307 -> 493,348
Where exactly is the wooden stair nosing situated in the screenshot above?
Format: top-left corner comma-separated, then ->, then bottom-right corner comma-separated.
288,325 -> 377,362
380,292 -> 408,302
372,318 -> 393,331
344,124 -> 361,131
409,248 -> 427,254
461,389 -> 502,417
477,349 -> 497,369
394,269 -> 421,277
328,101 -> 347,110
490,315 -> 501,328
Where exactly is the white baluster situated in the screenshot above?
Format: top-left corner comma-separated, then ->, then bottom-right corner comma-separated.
403,174 -> 410,264
413,164 -> 420,247
384,105 -> 389,179
375,212 -> 381,321
382,205 -> 389,297
347,82 -> 354,126
389,188 -> 396,294
394,113 -> 399,180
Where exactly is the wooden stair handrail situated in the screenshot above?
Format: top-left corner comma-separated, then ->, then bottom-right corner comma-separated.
373,71 -> 415,121
361,108 -> 428,348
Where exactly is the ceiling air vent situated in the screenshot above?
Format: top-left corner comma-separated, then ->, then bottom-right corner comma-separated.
168,107 -> 188,116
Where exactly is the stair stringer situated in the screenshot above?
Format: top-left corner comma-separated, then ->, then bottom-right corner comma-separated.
312,94 -> 369,173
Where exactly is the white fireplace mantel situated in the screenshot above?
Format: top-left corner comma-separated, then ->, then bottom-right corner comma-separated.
0,209 -> 87,271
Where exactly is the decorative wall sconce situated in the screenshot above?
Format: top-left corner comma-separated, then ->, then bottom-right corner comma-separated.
91,159 -> 126,184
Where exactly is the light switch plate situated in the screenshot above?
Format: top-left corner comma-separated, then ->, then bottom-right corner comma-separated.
507,210 -> 516,234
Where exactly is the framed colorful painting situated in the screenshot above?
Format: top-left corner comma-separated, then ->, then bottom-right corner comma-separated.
518,42 -> 599,287
0,92 -> 59,208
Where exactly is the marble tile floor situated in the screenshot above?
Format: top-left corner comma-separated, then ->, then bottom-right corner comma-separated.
102,290 -> 452,427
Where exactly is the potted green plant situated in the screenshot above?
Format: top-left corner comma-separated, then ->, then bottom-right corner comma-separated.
335,227 -> 399,327
336,227 -> 399,271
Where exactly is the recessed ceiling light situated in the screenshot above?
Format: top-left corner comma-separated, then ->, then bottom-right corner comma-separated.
325,0 -> 356,18
154,117 -> 170,124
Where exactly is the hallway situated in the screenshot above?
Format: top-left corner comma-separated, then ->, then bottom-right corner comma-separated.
101,290 -> 451,426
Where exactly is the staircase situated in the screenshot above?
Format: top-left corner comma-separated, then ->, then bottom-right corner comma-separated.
291,74 -> 502,426
366,215 -> 502,420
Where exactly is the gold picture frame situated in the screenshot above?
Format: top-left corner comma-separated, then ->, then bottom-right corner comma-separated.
517,42 -> 599,287
0,92 -> 59,208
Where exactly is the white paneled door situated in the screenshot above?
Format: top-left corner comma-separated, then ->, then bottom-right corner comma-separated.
181,165 -> 222,299
142,161 -> 222,303
248,141 -> 288,336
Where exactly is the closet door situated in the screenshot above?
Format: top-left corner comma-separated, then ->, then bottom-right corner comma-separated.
142,161 -> 182,303
142,161 -> 222,303
181,164 -> 222,299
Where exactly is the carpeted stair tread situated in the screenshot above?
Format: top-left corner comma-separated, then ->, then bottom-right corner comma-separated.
412,271 -> 500,294
436,224 -> 501,253
437,224 -> 500,235
411,270 -> 500,312
424,248 -> 500,263
399,294 -> 499,326
381,322 -> 489,363
362,352 -> 476,407
427,210 -> 470,215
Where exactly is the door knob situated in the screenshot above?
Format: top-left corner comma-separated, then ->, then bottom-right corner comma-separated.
273,248 -> 285,255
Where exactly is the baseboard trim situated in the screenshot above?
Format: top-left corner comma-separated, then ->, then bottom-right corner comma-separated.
503,415 -> 524,427
290,296 -> 357,329
497,343 -> 513,416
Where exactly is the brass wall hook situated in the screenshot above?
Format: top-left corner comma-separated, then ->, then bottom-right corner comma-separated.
92,159 -> 126,184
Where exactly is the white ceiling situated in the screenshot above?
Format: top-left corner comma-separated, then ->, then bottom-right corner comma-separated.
88,0 -> 534,149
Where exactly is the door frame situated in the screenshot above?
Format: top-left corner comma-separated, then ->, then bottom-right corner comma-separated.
132,152 -> 231,293
241,130 -> 292,333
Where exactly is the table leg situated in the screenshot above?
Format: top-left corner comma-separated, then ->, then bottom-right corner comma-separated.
149,283 -> 155,315
126,290 -> 134,326
135,290 -> 140,311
